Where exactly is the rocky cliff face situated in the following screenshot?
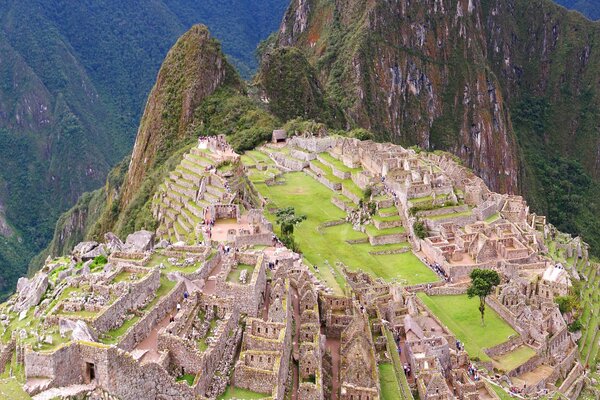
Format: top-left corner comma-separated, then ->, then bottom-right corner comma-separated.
271,0 -> 519,194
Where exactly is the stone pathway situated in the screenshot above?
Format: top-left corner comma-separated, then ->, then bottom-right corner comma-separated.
33,383 -> 96,400
325,336 -> 341,400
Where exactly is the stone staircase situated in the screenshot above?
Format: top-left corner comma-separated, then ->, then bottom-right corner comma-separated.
153,147 -> 234,245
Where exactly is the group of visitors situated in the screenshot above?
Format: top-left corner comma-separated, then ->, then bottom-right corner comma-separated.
426,259 -> 452,282
467,364 -> 480,381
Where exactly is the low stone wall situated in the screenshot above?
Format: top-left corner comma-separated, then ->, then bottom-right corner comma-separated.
271,152 -> 307,171
235,233 -> 273,248
331,196 -> 354,213
290,149 -> 315,162
405,281 -> 445,292
373,218 -> 402,229
118,280 -> 186,352
92,268 -> 161,334
368,233 -> 406,246
425,285 -> 467,296
186,251 -> 221,281
305,169 -> 341,191
341,186 -> 361,204
484,336 -> 524,359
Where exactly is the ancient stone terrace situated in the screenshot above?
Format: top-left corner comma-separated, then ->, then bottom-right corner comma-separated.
153,135 -> 238,245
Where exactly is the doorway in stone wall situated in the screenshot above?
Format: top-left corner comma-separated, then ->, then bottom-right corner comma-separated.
85,362 -> 96,383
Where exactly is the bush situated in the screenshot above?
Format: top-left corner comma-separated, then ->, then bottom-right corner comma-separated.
413,221 -> 428,240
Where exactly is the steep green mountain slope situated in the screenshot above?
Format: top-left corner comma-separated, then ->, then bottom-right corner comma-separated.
258,0 -> 600,255
554,0 -> 600,20
40,25 -> 279,263
0,0 -> 286,299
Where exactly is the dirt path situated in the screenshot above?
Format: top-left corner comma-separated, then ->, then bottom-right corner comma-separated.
325,337 -> 341,400
136,310 -> 174,363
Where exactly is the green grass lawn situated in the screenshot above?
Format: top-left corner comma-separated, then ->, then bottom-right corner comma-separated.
217,386 -> 267,399
492,345 -> 536,372
417,294 -> 517,362
0,378 -> 30,400
379,363 -> 402,400
255,173 -> 438,293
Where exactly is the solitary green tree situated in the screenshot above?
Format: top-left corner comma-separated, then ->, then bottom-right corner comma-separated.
275,207 -> 306,236
467,269 -> 500,325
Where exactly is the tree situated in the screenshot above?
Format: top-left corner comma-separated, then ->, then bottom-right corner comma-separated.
275,207 -> 306,236
467,269 -> 500,325
413,220 -> 428,240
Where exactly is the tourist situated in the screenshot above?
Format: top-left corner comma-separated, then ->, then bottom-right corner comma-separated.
169,314 -> 174,323
183,291 -> 189,300
176,303 -> 181,312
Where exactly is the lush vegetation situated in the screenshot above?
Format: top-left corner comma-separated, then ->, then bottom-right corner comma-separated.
0,0 -> 287,297
467,269 -> 501,325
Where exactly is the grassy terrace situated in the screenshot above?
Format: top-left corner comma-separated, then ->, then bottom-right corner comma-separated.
318,152 -> 361,173
417,294 -> 518,363
365,224 -> 405,237
227,263 -> 255,284
427,209 -> 473,221
485,212 -> 501,224
492,345 -> 536,371
311,159 -> 342,183
255,172 -> 437,294
379,363 -> 402,399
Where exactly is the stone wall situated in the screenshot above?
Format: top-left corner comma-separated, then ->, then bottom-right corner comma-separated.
485,297 -> 523,334
92,268 -> 161,334
484,336 -> 524,359
216,254 -> 266,317
306,167 -> 342,191
118,280 -> 186,352
235,233 -> 273,248
368,233 -> 407,246
0,340 -> 15,375
25,342 -> 85,389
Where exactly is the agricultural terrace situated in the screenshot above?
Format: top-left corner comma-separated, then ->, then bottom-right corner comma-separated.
250,170 -> 438,295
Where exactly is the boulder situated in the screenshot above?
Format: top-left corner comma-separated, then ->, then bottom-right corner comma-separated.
124,230 -> 155,252
82,244 -> 107,261
104,232 -> 123,253
59,319 -> 97,342
14,273 -> 48,313
73,241 -> 99,256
